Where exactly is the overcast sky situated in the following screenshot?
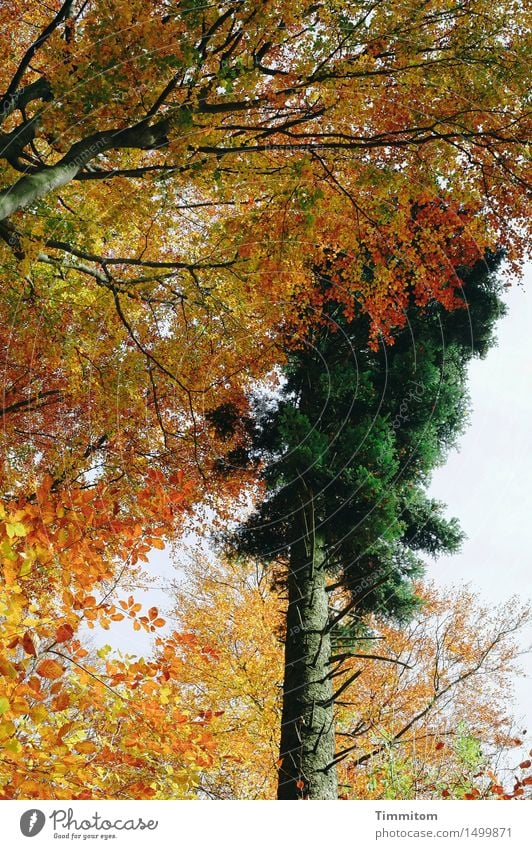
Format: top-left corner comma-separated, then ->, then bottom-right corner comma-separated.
90,262 -> 532,732
427,262 -> 532,732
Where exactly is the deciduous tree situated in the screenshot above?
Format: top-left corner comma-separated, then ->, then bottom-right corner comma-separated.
168,554 -> 531,800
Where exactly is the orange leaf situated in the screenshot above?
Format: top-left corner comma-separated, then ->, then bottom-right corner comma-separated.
57,722 -> 74,742
519,759 -> 531,769
148,607 -> 158,620
36,659 -> 64,680
52,693 -> 70,711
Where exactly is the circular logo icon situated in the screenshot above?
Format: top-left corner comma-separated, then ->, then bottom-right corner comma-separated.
20,810 -> 46,837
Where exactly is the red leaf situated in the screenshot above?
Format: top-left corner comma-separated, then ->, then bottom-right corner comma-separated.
22,632 -> 36,657
55,624 -> 74,643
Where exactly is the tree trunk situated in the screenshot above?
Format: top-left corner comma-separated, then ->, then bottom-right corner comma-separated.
277,529 -> 338,799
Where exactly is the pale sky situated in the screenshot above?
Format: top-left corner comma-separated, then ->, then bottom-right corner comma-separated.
427,262 -> 532,731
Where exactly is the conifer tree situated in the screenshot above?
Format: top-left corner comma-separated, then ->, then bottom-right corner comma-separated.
224,252 -> 506,798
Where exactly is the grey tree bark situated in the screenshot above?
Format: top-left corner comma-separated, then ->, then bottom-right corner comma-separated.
0,119 -> 170,223
277,515 -> 338,800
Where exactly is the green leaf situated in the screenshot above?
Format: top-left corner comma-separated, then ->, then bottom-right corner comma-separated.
5,521 -> 28,539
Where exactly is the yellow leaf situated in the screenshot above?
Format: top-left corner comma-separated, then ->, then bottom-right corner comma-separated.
75,740 -> 97,754
5,521 -> 28,539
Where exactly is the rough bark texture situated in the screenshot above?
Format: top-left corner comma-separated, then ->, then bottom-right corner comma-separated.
277,528 -> 338,800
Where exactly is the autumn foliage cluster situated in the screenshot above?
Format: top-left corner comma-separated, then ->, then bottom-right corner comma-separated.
0,0 -> 530,799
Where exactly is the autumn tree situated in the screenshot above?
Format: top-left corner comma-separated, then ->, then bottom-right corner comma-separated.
0,1 -> 528,501
0,1 -> 529,797
168,554 -> 531,801
224,253 -> 507,798
0,623 -> 218,800
0,1 -> 530,403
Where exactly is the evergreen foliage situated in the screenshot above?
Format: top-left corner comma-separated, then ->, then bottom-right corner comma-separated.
229,252 -> 506,620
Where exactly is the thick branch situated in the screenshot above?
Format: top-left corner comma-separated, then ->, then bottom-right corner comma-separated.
0,1 -> 73,109
2,389 -> 63,417
0,119 -> 171,222
328,652 -> 412,669
0,78 -> 52,123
